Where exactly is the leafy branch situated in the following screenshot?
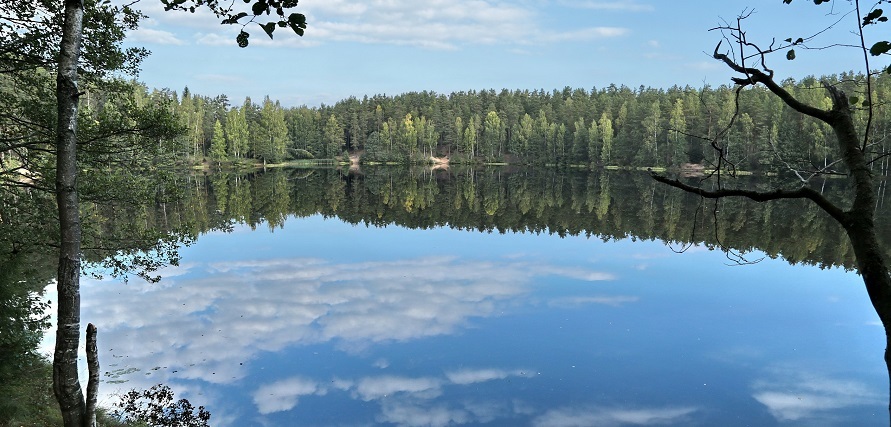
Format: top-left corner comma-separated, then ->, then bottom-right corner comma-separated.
160,0 -> 307,47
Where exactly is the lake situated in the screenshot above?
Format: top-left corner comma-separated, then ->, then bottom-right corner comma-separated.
42,167 -> 890,426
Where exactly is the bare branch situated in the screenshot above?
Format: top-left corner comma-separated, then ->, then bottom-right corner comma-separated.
714,41 -> 833,123
854,0 -> 875,150
649,170 -> 847,225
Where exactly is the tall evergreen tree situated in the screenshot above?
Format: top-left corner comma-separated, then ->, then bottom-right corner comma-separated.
254,97 -> 288,164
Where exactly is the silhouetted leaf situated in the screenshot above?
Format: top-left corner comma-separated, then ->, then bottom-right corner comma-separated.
236,30 -> 249,47
288,13 -> 306,25
222,11 -> 248,24
871,41 -> 891,56
863,8 -> 884,26
260,22 -> 276,39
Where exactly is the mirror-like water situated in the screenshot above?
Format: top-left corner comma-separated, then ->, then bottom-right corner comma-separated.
36,168 -> 891,425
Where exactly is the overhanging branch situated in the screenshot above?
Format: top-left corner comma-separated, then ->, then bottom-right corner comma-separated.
713,41 -> 833,123
649,171 -> 847,225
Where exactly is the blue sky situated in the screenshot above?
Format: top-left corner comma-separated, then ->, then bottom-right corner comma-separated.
123,1 -> 874,107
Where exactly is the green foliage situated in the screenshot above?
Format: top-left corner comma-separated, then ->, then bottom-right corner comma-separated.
286,147 -> 314,160
226,106 -> 250,158
0,0 -> 147,79
0,352 -> 61,426
599,113 -> 614,165
112,384 -> 210,427
210,119 -> 227,162
252,97 -> 289,163
152,60 -> 889,172
323,113 -> 345,158
161,0 -> 306,47
0,63 -> 190,282
0,251 -> 58,426
482,110 -> 504,160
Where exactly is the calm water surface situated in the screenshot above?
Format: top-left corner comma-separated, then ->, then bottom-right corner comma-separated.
47,208 -> 887,426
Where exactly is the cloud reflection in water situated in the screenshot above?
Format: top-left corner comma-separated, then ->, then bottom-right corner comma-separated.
752,367 -> 883,422
74,245 -> 618,423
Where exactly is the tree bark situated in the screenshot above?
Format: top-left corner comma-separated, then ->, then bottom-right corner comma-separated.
827,90 -> 891,418
53,0 -> 93,426
85,323 -> 99,427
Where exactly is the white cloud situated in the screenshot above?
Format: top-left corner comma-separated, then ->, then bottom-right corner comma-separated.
688,60 -> 723,71
252,376 -> 322,414
533,406 -> 698,427
79,255 -> 592,388
373,391 -> 528,426
244,368 -> 534,424
130,0 -> 629,51
548,295 -> 639,308
752,370 -> 882,422
354,375 -> 442,401
126,28 -> 185,45
378,399 -> 471,427
528,264 -> 616,281
561,1 -> 655,12
68,248 -> 614,417
631,252 -> 668,260
193,31 -> 320,48
542,27 -> 630,42
192,74 -> 245,84
444,368 -> 527,385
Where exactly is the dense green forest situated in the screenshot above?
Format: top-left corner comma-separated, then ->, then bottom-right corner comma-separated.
8,65 -> 889,172
156,72 -> 891,171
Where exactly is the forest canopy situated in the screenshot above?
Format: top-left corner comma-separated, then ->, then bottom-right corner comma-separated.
159,73 -> 888,175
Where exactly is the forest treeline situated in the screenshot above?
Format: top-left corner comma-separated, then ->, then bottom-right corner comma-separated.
154,72 -> 891,170
8,68 -> 888,173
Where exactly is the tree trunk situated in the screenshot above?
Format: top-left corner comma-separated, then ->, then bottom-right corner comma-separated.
85,323 -> 99,427
53,1 -> 95,426
843,213 -> 891,418
816,87 -> 891,421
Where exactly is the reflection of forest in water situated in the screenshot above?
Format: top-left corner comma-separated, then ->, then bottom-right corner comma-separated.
170,167 -> 888,270
3,166 -> 883,305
